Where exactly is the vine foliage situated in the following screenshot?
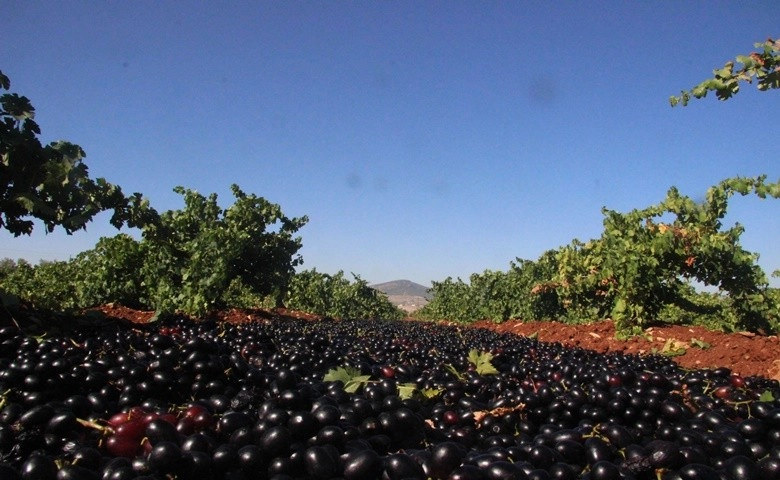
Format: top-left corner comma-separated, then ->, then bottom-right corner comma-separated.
285,269 -> 403,320
140,185 -> 308,315
417,252 -> 562,324
1,186 -> 308,317
670,38 -> 780,106
418,176 -> 779,336
0,70 -> 154,236
550,176 -> 780,335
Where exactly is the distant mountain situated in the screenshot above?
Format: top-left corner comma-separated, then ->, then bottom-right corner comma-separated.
371,280 -> 432,299
371,279 -> 432,313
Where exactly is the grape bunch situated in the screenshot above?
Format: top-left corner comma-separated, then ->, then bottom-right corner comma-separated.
0,317 -> 778,479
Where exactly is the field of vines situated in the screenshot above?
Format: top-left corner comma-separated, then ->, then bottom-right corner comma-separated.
417,176 -> 780,338
0,175 -> 778,480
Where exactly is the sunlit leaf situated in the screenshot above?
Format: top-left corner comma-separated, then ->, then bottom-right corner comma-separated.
397,383 -> 417,400
468,349 -> 498,375
422,387 -> 443,399
759,390 -> 776,402
323,366 -> 370,393
323,366 -> 361,384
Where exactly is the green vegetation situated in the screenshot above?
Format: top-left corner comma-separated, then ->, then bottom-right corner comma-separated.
139,185 -> 307,315
1,184 -> 308,316
285,269 -> 403,320
2,38 -> 779,335
0,70 -> 154,236
417,253 -> 562,323
555,176 -> 780,335
418,176 -> 780,336
671,38 -> 779,106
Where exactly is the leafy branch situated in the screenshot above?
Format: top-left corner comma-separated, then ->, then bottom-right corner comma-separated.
1,69 -> 156,236
671,38 -> 780,106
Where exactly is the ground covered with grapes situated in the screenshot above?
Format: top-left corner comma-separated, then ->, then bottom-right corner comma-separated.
0,311 -> 779,479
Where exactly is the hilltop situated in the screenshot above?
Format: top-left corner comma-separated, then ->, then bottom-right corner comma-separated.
370,279 -> 432,313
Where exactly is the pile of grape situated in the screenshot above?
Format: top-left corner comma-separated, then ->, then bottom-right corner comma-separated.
0,317 -> 778,479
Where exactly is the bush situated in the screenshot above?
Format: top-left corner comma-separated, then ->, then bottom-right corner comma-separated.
70,234 -> 147,309
417,253 -> 563,323
285,269 -> 403,320
1,259 -> 78,311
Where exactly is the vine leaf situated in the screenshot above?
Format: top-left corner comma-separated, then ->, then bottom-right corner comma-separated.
397,383 -> 443,400
690,337 -> 711,350
660,339 -> 687,357
468,349 -> 498,375
323,366 -> 371,393
759,390 -> 776,402
397,383 -> 417,400
422,387 -> 444,399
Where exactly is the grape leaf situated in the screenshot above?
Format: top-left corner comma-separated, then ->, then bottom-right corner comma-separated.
690,338 -> 711,349
759,390 -> 776,402
323,366 -> 360,383
397,383 -> 417,400
422,387 -> 443,399
396,383 -> 443,400
660,339 -> 686,357
468,349 -> 498,375
323,366 -> 371,393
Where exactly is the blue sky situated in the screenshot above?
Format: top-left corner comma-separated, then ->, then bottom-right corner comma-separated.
1,1 -> 778,287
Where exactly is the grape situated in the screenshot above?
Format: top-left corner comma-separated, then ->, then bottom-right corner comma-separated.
384,453 -> 426,480
304,445 -> 340,479
0,316 -> 776,480
105,435 -> 143,458
429,441 -> 468,479
113,419 -> 145,440
342,449 -> 384,480
146,441 -> 184,474
20,454 -> 57,480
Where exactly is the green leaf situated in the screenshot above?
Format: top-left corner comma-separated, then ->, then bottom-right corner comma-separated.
397,383 -> 417,400
468,349 -> 498,375
395,383 -> 443,400
613,298 -> 627,315
690,337 -> 711,350
421,387 -> 443,399
323,366 -> 370,393
1,93 -> 35,120
759,390 -> 776,402
660,339 -> 686,357
323,366 -> 361,384
343,375 -> 371,393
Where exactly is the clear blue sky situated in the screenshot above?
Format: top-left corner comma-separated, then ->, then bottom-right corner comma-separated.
2,2 -> 778,287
